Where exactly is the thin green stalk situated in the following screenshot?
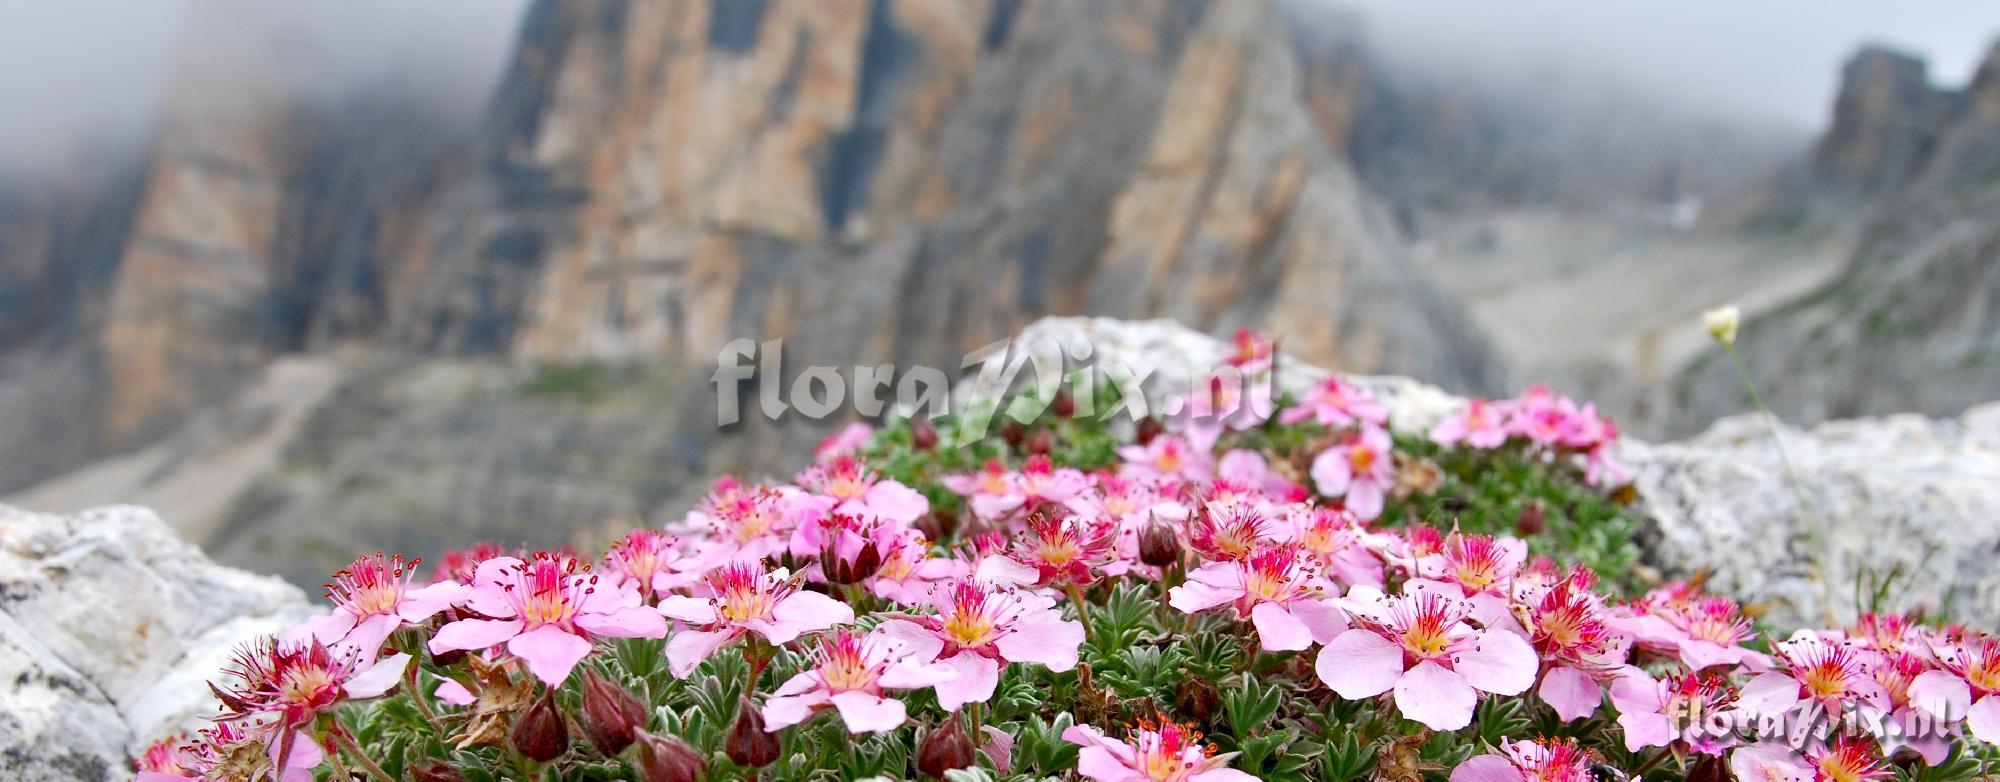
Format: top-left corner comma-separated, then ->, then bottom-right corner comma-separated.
331,724 -> 395,782
1726,343 -> 1835,623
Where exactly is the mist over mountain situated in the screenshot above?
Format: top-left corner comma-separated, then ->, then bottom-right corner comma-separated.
0,0 -> 1994,583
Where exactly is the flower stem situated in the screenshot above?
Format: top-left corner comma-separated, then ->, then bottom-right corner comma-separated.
331,725 -> 395,782
1725,343 -> 1835,623
404,658 -> 445,733
1062,582 -> 1095,645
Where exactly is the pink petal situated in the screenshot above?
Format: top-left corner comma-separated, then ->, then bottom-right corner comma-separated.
768,590 -> 855,641
666,628 -> 738,678
434,679 -> 475,706
877,659 -> 958,690
575,606 -> 669,638
1908,671 -> 1972,723
1618,709 -> 1677,752
975,555 -> 1042,587
831,690 -> 909,733
1346,480 -> 1385,520
343,653 -> 410,699
980,726 -> 1015,775
305,609 -> 359,645
994,610 -> 1083,671
864,481 -> 929,523
507,625 -> 595,686
1287,598 -> 1350,644
761,691 -> 830,731
1168,578 -> 1244,613
464,584 -> 520,620
1394,661 -> 1478,731
1968,695 -> 2000,745
875,618 -> 946,661
338,613 -> 401,660
1736,672 -> 1802,717
1250,602 -> 1314,652
1538,665 -> 1603,722
398,580 -> 470,621
1453,629 -> 1537,696
1076,746 -> 1145,782
429,618 -> 525,654
1309,449 -> 1353,497
1315,630 -> 1404,698
1451,754 -> 1525,782
1731,744 -> 1812,782
933,652 -> 1001,711
657,595 -> 719,624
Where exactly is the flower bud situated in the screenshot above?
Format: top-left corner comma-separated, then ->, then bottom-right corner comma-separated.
636,731 -> 707,782
822,538 -> 884,585
917,509 -> 958,543
724,697 -> 780,768
1702,305 -> 1740,345
1135,416 -> 1164,446
1515,501 -> 1546,537
1026,428 -> 1054,455
1175,677 -> 1221,723
911,419 -> 939,450
410,761 -> 468,782
511,688 -> 570,762
580,668 -> 646,756
916,716 -> 976,779
1000,420 -> 1027,448
1051,390 -> 1076,418
1137,515 -> 1181,568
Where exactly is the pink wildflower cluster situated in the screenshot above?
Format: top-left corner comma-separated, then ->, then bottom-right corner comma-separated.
142,335 -> 1999,781
1429,385 -> 1628,486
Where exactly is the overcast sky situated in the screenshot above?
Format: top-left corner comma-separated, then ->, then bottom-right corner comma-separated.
2,2 -> 1997,184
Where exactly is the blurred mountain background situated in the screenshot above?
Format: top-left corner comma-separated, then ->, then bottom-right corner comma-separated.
1,0 -> 1995,584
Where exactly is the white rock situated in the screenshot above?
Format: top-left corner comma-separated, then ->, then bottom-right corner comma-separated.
974,316 -> 2000,628
0,504 -> 311,781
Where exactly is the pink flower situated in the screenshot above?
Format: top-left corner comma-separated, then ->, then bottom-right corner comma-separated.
212,636 -> 410,728
945,458 -> 1029,519
432,541 -> 509,584
138,722 -> 322,782
1430,399 -> 1510,449
760,627 -> 957,734
867,529 -> 967,606
1873,651 -> 1952,763
1279,376 -> 1387,429
291,553 -> 467,658
1173,371 -> 1276,453
1309,426 -> 1394,519
1732,736 -> 1890,782
1225,327 -> 1276,376
1909,633 -> 2000,744
1168,544 -> 1347,651
1736,632 -> 1889,718
1613,593 -> 1769,671
1409,532 -> 1528,631
1275,505 -> 1384,588
1520,568 -> 1627,721
876,580 -> 1083,711
603,529 -> 700,596
429,553 -> 668,686
814,421 -> 874,460
1063,720 -> 1258,782
1314,587 -> 1538,730
794,453 -> 929,525
1610,669 -> 1739,755
1215,449 -> 1304,499
977,511 -> 1118,588
1449,738 -> 1601,782
1506,385 -> 1578,446
1186,504 -> 1276,563
1017,453 -> 1092,505
682,479 -> 795,566
657,562 -> 854,677
1118,434 -> 1213,483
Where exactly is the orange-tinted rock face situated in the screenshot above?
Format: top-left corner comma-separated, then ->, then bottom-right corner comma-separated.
392,0 -> 1500,391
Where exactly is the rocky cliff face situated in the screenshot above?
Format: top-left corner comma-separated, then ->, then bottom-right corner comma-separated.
1671,43 -> 2000,431
387,0 -> 1499,387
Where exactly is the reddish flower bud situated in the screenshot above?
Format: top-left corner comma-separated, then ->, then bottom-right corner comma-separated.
724,697 -> 780,768
917,509 -> 958,542
1135,417 -> 1165,445
1138,515 -> 1181,568
1051,390 -> 1076,418
1000,420 -> 1027,448
636,731 -> 708,782
1026,429 -> 1054,455
916,716 -> 977,779
410,761 -> 468,782
822,538 -> 884,585
580,668 -> 646,756
1515,501 -> 1546,537
912,419 -> 939,450
1175,677 -> 1221,723
511,688 -> 570,762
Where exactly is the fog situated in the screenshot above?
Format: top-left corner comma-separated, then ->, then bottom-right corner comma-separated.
0,0 -> 528,184
3,2 -> 1998,185
1334,0 -> 2000,130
